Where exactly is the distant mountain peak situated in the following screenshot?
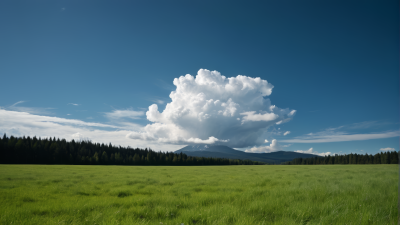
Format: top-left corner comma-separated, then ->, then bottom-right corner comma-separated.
181,144 -> 217,151
175,145 -> 323,164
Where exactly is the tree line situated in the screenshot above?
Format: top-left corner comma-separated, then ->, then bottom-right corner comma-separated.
284,151 -> 398,165
0,134 -> 265,165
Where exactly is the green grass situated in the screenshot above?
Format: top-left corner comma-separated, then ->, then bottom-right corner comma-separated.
0,164 -> 397,224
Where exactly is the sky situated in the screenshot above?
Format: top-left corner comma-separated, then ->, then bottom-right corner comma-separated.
0,0 -> 398,156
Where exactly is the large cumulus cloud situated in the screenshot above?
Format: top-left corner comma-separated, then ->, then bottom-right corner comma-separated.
127,69 -> 295,148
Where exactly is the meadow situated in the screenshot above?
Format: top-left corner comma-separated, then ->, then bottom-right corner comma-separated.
0,164 -> 397,225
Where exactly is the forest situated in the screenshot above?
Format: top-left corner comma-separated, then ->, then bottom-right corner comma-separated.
284,151 -> 398,165
1,134 -> 397,166
0,134 -> 265,165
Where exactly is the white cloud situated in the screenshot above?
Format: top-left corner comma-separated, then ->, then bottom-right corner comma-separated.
240,111 -> 279,123
283,131 -> 291,136
0,109 -> 181,152
347,121 -> 377,129
0,109 -> 119,129
346,121 -> 394,130
295,148 -> 331,156
276,118 -> 292,125
126,69 -> 295,147
68,103 -> 80,106
281,130 -> 400,143
264,139 -> 269,143
10,101 -> 25,107
282,122 -> 399,143
244,139 -> 281,153
6,101 -> 54,115
105,109 -> 144,120
186,136 -> 228,144
380,147 -> 395,151
71,132 -> 84,140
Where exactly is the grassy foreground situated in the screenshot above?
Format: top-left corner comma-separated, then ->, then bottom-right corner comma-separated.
0,164 -> 397,225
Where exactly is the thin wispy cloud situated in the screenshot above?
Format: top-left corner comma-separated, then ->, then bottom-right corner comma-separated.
10,101 -> 25,107
380,147 -> 395,151
283,131 -> 291,136
314,121 -> 392,132
1,109 -> 118,129
281,130 -> 400,143
295,148 -> 332,156
149,98 -> 166,105
0,109 -> 180,152
68,103 -> 80,106
105,109 -> 144,120
345,121 -> 393,130
5,101 -> 54,115
276,118 -> 292,125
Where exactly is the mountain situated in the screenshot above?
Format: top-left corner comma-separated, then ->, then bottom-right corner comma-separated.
175,144 -> 322,164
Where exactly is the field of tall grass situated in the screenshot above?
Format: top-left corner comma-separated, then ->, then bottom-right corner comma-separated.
0,164 -> 397,224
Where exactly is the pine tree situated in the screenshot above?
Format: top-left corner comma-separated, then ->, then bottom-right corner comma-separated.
101,151 -> 108,164
93,152 -> 99,164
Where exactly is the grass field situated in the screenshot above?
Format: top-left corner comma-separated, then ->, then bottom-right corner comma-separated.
0,164 -> 397,225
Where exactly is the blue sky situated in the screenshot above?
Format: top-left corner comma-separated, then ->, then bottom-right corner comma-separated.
0,0 -> 398,155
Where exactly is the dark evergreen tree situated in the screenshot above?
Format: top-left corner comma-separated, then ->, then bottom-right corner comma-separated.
284,151 -> 398,165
